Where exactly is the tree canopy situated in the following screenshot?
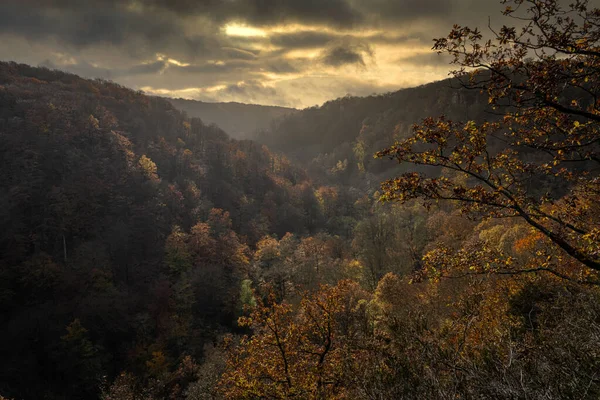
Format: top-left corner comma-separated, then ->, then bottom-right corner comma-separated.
377,0 -> 600,280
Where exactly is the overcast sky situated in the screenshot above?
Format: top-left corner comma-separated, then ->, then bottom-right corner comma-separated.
1,0 -> 520,108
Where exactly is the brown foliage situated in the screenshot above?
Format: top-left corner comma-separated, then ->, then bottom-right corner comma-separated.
378,0 -> 600,275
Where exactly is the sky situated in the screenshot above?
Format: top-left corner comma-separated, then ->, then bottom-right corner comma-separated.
0,0 -> 514,108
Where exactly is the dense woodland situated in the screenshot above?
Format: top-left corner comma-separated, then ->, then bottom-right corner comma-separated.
1,0 -> 600,399
0,60 -> 342,397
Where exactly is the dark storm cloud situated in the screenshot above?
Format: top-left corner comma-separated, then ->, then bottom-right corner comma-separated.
173,61 -> 255,75
126,61 -> 169,74
357,0 -> 456,22
137,0 -> 363,28
230,0 -> 362,28
265,60 -> 298,74
0,0 -> 500,58
221,48 -> 259,60
0,1 -> 221,63
171,57 -> 300,79
10,0 -> 363,30
322,47 -> 365,67
0,2 -> 178,46
397,52 -> 453,67
321,39 -> 374,68
39,59 -> 168,79
366,32 -> 434,46
142,0 -> 223,14
0,0 -> 514,107
139,0 -> 473,28
222,80 -> 277,97
270,31 -> 338,49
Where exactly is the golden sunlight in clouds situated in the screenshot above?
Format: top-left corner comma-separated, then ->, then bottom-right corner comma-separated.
284,49 -> 322,60
140,83 -> 230,97
112,21 -> 453,107
0,0 -> 512,108
224,23 -> 268,37
156,54 -> 190,67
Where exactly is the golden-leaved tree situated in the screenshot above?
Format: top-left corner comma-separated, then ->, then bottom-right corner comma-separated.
377,0 -> 600,282
219,281 -> 371,399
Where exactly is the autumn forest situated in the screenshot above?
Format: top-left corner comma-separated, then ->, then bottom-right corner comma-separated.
1,0 -> 600,399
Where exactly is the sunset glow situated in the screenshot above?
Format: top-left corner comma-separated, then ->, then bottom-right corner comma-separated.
0,0 -> 505,107
224,23 -> 268,37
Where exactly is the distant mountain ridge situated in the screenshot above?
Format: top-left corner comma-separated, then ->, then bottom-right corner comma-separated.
167,79 -> 491,191
168,97 -> 296,140
254,78 -> 490,189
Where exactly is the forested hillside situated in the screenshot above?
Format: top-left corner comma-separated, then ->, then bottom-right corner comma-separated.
256,79 -> 489,188
2,1 -> 600,399
0,61 -> 360,399
168,98 -> 295,140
